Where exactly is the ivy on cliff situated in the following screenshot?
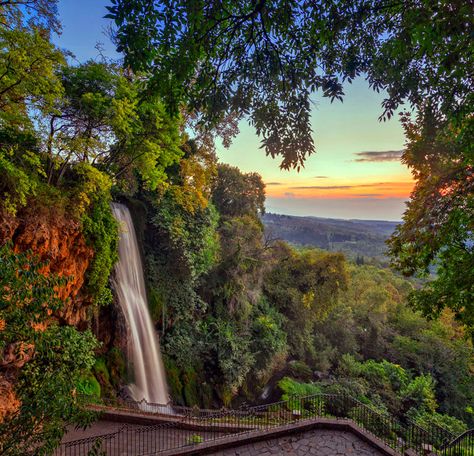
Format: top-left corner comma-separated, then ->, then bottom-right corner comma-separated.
72,163 -> 119,306
0,245 -> 98,455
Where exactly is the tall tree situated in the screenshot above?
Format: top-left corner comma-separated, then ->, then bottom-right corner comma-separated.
388,109 -> 474,336
212,164 -> 265,219
41,61 -> 183,188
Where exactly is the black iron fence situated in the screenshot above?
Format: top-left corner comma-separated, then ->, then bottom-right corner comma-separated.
441,429 -> 474,456
56,393 -> 473,456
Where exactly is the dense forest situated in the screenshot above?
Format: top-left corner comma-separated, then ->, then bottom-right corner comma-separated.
0,0 -> 472,454
263,213 -> 399,263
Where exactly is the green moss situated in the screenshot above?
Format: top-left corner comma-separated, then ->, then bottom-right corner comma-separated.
163,357 -> 184,405
106,347 -> 126,387
93,358 -> 110,384
92,357 -> 114,397
76,371 -> 101,399
182,367 -> 199,406
148,286 -> 164,324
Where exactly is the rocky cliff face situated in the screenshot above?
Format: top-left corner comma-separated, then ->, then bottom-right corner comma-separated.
0,205 -> 96,421
0,206 -> 95,325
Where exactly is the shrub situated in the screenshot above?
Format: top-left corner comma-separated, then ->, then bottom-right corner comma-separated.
408,409 -> 467,436
77,371 -> 101,399
186,434 -> 203,445
278,377 -> 322,401
287,360 -> 312,381
0,149 -> 38,215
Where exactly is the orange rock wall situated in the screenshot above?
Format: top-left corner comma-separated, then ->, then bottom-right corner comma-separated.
0,206 -> 95,423
0,206 -> 95,325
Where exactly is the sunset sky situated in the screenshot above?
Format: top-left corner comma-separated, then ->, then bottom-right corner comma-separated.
56,0 -> 414,221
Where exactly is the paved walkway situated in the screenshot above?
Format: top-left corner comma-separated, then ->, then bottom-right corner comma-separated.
208,429 -> 385,456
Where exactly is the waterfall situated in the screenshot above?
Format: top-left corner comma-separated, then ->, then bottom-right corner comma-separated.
111,203 -> 169,405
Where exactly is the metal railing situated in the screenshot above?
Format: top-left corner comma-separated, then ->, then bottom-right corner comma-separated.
441,429 -> 474,456
55,393 -> 473,456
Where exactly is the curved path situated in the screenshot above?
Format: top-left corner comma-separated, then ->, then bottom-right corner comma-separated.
208,429 -> 386,456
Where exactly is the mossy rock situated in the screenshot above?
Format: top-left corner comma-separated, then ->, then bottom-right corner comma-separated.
76,371 -> 101,400
106,347 -> 126,387
164,357 -> 184,405
93,358 -> 110,384
92,357 -> 115,397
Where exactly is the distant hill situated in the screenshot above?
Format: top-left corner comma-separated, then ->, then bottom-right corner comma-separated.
262,213 -> 400,262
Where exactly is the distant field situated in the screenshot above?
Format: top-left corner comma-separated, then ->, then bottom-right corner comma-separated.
262,213 -> 400,262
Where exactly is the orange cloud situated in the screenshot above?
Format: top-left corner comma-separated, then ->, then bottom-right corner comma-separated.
265,180 -> 414,199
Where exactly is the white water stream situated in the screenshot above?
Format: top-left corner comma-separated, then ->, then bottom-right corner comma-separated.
111,203 -> 169,406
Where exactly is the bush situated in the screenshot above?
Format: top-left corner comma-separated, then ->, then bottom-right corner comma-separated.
186,434 -> 203,445
278,377 -> 322,401
0,246 -> 100,454
400,374 -> 438,414
287,360 -> 312,381
77,371 -> 101,399
409,409 -> 467,436
0,149 -> 38,215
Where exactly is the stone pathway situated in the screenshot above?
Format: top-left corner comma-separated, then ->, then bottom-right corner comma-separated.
209,429 -> 384,455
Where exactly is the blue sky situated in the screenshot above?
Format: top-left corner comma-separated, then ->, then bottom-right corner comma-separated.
55,0 -> 412,221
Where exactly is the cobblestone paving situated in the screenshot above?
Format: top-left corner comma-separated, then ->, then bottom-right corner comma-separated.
209,429 -> 385,456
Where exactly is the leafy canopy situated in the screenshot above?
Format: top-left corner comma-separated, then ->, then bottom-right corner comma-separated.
389,109 -> 474,336
108,0 -> 472,169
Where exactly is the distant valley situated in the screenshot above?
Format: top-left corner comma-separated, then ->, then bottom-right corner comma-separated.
262,213 -> 400,263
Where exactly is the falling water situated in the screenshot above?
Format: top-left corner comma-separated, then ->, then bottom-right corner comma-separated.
111,203 -> 169,405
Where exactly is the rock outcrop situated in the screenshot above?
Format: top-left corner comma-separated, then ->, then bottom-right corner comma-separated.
0,206 -> 95,326
0,205 -> 96,422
